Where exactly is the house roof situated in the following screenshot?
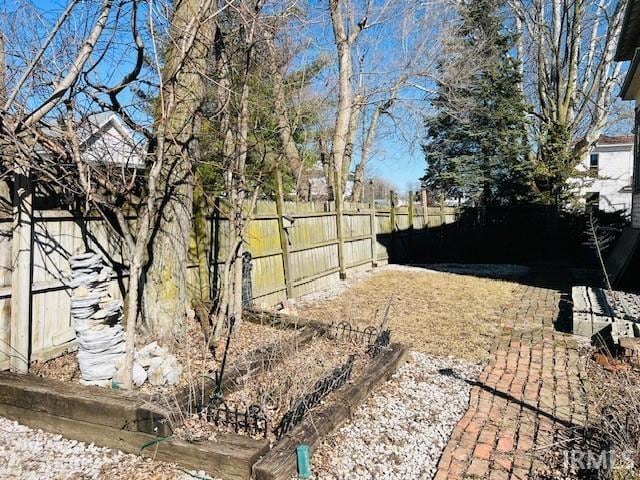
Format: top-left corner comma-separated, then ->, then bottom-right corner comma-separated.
616,0 -> 640,61
595,134 -> 635,145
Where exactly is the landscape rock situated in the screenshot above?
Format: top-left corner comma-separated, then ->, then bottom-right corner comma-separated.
147,364 -> 166,386
312,351 -> 482,480
164,364 -> 183,386
132,362 -> 147,387
68,252 -> 125,385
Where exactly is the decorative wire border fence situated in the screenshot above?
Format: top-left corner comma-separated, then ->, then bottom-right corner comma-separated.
274,354 -> 355,440
206,400 -> 269,438
327,321 -> 391,358
200,320 -> 392,440
326,321 -> 378,344
367,329 -> 390,357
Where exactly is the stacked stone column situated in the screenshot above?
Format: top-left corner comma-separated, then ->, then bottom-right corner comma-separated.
69,252 -> 125,386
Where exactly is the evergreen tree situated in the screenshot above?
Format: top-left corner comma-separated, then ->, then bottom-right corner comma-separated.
422,0 -> 532,206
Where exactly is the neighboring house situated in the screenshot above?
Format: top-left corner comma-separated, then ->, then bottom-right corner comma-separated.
80,112 -> 144,168
308,162 -> 354,200
617,0 -> 640,228
570,135 -> 634,213
31,112 -> 143,209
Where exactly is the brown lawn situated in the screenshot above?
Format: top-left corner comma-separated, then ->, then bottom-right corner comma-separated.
296,267 -> 519,363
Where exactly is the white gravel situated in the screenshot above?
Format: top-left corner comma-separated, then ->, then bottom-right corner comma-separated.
311,351 -> 482,480
0,352 -> 481,480
0,416 -> 214,479
0,417 -> 127,479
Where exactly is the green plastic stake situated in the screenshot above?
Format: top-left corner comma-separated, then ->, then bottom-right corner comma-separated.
296,444 -> 311,479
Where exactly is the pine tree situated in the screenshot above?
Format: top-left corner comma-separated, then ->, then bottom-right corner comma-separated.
422,0 -> 532,206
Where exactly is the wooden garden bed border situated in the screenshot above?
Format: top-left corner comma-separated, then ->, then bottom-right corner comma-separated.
0,371 -> 268,480
0,312 -> 407,479
252,342 -> 409,480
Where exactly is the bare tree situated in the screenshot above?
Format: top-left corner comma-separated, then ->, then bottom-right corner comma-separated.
0,0 -> 219,387
510,0 -> 628,198
145,0 -> 215,339
326,0 -> 449,201
328,0 -> 371,200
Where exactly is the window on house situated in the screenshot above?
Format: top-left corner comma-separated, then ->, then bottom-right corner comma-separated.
589,153 -> 599,171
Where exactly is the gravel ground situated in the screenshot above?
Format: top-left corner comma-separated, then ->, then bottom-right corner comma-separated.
310,351 -> 483,480
0,416 -> 218,480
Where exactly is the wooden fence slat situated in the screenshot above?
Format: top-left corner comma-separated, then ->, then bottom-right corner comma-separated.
10,170 -> 32,373
275,171 -> 293,298
369,181 -> 377,267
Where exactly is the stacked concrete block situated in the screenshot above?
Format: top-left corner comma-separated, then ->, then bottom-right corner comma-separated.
572,286 -> 640,342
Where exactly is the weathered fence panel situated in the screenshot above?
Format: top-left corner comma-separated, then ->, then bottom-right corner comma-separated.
207,201 -> 457,308
0,196 -> 457,370
0,215 -> 11,369
0,212 -> 128,369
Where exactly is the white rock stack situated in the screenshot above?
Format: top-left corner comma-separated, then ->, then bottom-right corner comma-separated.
69,252 -> 125,386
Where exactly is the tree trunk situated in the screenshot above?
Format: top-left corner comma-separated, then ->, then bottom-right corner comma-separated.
122,256 -> 142,389
341,97 -> 361,191
329,0 -> 359,197
145,0 -> 212,338
267,35 -> 307,199
351,100 -> 387,201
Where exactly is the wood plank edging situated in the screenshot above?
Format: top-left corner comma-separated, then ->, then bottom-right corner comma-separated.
252,343 -> 409,480
0,402 -> 268,480
0,371 -> 171,436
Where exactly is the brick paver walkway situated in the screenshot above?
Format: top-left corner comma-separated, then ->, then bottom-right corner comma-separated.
434,279 -> 590,480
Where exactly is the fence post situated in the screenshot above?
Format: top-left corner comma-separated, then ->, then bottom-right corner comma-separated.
334,170 -> 346,279
10,168 -> 32,373
275,170 -> 293,298
389,190 -> 396,261
421,189 -> 429,229
408,191 -> 414,258
439,192 -> 446,226
420,189 -> 429,259
369,180 -> 377,267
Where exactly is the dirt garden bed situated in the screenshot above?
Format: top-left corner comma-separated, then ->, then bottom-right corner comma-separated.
30,318 -> 295,396
1,310 -> 406,480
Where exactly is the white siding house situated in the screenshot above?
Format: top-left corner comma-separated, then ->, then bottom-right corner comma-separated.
616,0 -> 640,228
308,163 -> 354,200
81,112 -> 143,168
571,135 -> 634,214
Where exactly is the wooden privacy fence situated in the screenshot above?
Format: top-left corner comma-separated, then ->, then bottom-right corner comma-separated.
207,191 -> 458,308
0,211 -> 129,371
0,193 -> 457,371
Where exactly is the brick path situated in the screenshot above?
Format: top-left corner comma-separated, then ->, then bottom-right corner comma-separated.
434,279 -> 590,480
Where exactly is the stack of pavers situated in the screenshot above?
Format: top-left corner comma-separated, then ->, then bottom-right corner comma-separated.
69,252 -> 125,386
572,286 -> 640,342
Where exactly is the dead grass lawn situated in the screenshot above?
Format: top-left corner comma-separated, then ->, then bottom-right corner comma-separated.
296,268 -> 518,363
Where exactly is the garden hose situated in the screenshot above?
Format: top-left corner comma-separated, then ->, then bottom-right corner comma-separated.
139,435 -> 174,454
